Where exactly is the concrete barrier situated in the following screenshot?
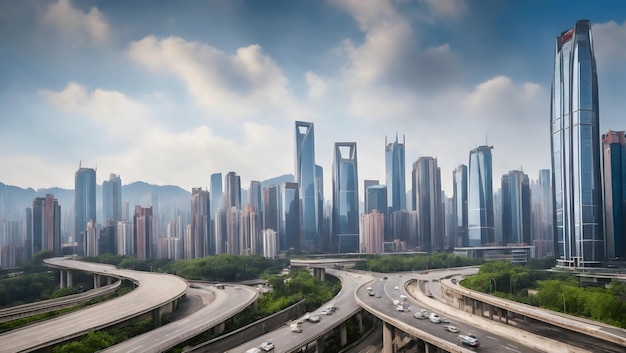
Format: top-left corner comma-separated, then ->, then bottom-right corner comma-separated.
405,280 -> 589,353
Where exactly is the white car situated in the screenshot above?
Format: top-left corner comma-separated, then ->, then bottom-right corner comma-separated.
394,286 -> 399,290
429,313 -> 442,323
303,312 -> 311,321
260,341 -> 274,351
309,315 -> 321,323
396,305 -> 405,312
444,325 -> 459,333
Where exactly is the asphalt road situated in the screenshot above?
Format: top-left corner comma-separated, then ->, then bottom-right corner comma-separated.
359,268 -> 544,353
0,257 -> 188,353
101,283 -> 258,353
225,269 -> 373,353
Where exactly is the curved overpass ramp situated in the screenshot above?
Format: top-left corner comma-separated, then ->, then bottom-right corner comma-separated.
101,283 -> 258,353
0,257 -> 188,353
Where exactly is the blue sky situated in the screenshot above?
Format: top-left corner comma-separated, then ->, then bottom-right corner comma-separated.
1,0 -> 626,198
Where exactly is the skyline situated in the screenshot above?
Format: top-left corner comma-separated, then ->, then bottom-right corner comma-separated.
2,1 -> 626,199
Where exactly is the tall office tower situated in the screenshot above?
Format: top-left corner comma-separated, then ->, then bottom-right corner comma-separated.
210,173 -> 223,221
501,170 -> 531,245
191,188 -> 210,258
412,157 -> 443,252
262,229 -> 278,259
74,167 -> 96,255
133,206 -> 153,260
116,220 -> 133,256
102,173 -> 122,222
249,181 -> 262,219
363,180 -> 379,214
333,142 -> 360,253
295,121 -> 319,251
602,131 -> 626,259
494,188 -> 503,244
99,219 -> 117,255
315,164 -> 325,251
531,169 -> 554,257
386,135 -> 406,213
551,20 -> 603,268
214,207 -> 226,255
360,210 -> 384,253
281,182 -> 300,252
225,172 -> 241,210
122,201 -> 130,222
85,220 -> 98,256
445,196 -> 456,249
453,165 -> 469,247
389,210 -> 416,251
30,194 -> 61,256
468,145 -> 495,246
263,185 -> 280,232
366,185 -> 388,214
226,207 -> 242,255
240,204 -> 260,255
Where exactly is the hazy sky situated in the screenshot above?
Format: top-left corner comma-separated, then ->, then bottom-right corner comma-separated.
2,0 -> 626,199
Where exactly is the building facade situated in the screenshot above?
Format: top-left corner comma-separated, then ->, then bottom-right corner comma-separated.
501,170 -> 531,246
602,130 -> 626,259
295,121 -> 319,251
191,188 -> 210,258
551,20 -> 604,268
468,146 -> 495,246
453,164 -> 469,247
102,173 -> 122,222
74,167 -> 96,255
385,135 -> 406,215
333,142 -> 360,253
30,194 -> 61,255
412,157 -> 443,252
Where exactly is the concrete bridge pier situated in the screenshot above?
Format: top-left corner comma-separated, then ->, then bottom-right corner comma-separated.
214,321 -> 225,335
59,270 -> 66,289
152,308 -> 161,327
356,311 -> 364,333
315,336 -> 325,353
340,323 -> 347,347
382,321 -> 396,353
59,270 -> 74,288
93,274 -> 101,288
313,268 -> 326,281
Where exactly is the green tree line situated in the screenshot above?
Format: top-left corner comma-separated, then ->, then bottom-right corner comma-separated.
356,252 -> 483,273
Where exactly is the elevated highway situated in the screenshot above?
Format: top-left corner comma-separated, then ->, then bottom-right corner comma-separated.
0,257 -> 188,352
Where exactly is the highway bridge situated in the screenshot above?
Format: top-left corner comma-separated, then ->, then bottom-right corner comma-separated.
0,257 -> 188,352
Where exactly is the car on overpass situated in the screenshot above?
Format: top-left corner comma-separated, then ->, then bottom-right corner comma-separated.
260,340 -> 274,351
458,334 -> 480,348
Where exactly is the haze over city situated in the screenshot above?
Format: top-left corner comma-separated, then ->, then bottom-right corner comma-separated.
2,0 -> 626,197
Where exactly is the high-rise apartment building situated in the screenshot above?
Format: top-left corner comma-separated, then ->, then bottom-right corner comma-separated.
133,206 -> 153,260
263,185 -> 280,233
103,173 -> 122,222
333,142 -> 359,253
249,181 -> 262,221
385,135 -> 406,214
360,210 -> 384,254
453,165 -> 468,247
241,203 -> 260,255
412,157 -> 443,252
210,172 -> 223,220
191,188 -> 210,258
468,146 -> 495,246
501,170 -> 531,245
30,194 -> 61,256
551,20 -> 604,268
602,130 -> 626,259
225,172 -> 241,210
531,169 -> 554,257
295,121 -> 319,251
74,167 -> 96,255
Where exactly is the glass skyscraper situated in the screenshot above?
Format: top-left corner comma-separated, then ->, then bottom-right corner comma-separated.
295,121 -> 319,251
333,142 -> 359,253
602,130 -> 626,259
75,167 -> 96,255
412,157 -> 443,252
281,182 -> 300,252
551,20 -> 604,268
210,173 -> 223,219
385,135 -> 406,214
453,165 -> 468,247
501,170 -> 531,245
468,146 -> 494,246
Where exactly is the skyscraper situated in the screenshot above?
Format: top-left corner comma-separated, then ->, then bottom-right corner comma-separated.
249,180 -> 262,219
30,194 -> 61,255
602,130 -> 626,259
412,157 -> 443,252
225,172 -> 241,209
366,185 -> 387,215
102,173 -> 122,222
453,165 -> 468,247
210,173 -> 223,220
551,20 -> 604,268
333,142 -> 359,253
531,169 -> 554,257
360,210 -> 384,254
133,206 -> 153,260
468,146 -> 494,246
501,170 -> 531,245
263,185 -> 280,233
385,135 -> 406,214
191,188 -> 210,258
295,121 -> 319,251
363,180 -> 379,214
75,167 -> 96,255
281,182 -> 300,251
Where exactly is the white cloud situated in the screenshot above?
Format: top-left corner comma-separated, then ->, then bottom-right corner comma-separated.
592,20 -> 626,73
304,72 -> 327,100
42,0 -> 109,46
127,36 -> 307,121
